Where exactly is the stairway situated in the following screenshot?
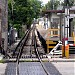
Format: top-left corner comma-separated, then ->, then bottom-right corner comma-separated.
69,45 -> 75,54
68,41 -> 75,54
46,40 -> 58,53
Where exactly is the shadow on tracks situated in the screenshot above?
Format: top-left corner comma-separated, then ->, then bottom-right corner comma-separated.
44,62 -> 62,75
5,62 -> 16,75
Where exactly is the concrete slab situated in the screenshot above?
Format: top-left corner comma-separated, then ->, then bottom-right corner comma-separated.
0,63 -> 7,75
19,62 -> 47,75
47,54 -> 75,62
52,62 -> 75,75
0,62 -> 74,75
5,62 -> 47,75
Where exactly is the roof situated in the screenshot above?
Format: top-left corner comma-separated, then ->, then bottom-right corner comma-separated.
42,6 -> 75,15
43,10 -> 64,14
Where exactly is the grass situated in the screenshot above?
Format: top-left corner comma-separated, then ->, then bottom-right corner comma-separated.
0,59 -> 5,63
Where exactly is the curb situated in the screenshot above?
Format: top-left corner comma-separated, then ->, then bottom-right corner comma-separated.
47,55 -> 75,62
48,58 -> 75,62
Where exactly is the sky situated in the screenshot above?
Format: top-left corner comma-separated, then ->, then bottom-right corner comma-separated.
40,0 -> 64,5
40,0 -> 50,5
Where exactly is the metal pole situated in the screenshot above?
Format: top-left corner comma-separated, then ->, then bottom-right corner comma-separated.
60,14 -> 62,41
5,0 -> 8,52
64,0 -> 70,57
0,19 -> 1,47
64,15 -> 65,57
0,9 -> 2,48
67,25 -> 68,39
74,26 -> 75,44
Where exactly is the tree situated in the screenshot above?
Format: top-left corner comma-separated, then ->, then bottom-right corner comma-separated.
8,0 -> 42,28
61,0 -> 74,7
8,0 -> 42,38
42,0 -> 60,10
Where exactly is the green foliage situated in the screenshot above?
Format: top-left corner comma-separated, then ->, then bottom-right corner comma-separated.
42,0 -> 60,10
0,60 -> 5,63
13,24 -> 21,30
62,0 -> 74,6
8,0 -> 42,29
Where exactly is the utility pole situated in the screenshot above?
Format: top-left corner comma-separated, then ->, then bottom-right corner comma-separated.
0,9 -> 1,47
51,0 -> 55,10
63,0 -> 70,41
0,1 -> 2,49
62,0 -> 70,57
5,0 -> 8,50
0,0 -> 8,51
9,0 -> 14,45
64,4 -> 69,39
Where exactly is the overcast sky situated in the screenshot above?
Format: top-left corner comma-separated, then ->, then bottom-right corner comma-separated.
40,0 -> 64,5
40,0 -> 50,5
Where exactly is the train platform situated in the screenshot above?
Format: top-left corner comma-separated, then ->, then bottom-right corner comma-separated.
8,27 -> 75,62
47,54 -> 75,62
0,29 -> 75,75
36,25 -> 75,61
37,28 -> 74,41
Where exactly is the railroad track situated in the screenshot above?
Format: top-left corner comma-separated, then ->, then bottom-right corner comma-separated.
11,26 -> 50,75
0,25 -> 51,75
4,26 -> 62,75
5,26 -> 46,59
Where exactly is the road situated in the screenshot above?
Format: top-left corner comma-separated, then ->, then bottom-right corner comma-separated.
52,62 -> 75,75
0,61 -> 75,75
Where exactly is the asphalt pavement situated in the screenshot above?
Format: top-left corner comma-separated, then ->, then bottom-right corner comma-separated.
0,61 -> 75,75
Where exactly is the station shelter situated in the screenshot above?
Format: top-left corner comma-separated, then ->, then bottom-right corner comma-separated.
42,6 -> 75,56
42,6 -> 75,41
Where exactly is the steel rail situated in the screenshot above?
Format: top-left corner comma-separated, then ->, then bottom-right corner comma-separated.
14,26 -> 49,75
30,28 -> 34,58
0,46 -> 11,58
15,28 -> 32,75
34,28 -> 50,75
